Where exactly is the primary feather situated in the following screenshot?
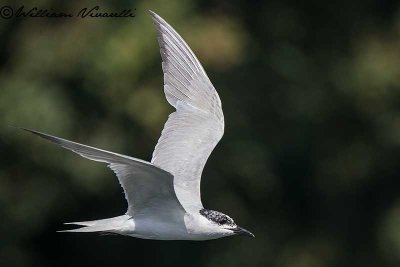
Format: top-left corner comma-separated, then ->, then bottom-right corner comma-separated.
149,11 -> 225,213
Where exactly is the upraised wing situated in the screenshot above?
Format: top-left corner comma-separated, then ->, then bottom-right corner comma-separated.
149,11 -> 224,213
23,129 -> 186,218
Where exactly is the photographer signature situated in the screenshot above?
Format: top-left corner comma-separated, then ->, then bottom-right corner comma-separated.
0,5 -> 136,19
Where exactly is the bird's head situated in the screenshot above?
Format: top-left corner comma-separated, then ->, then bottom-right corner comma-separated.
199,209 -> 254,238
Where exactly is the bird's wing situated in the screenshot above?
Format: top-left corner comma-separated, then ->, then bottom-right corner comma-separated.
24,129 -> 186,218
149,11 -> 224,213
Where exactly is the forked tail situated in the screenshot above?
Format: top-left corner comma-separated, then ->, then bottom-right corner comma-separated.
59,215 -> 131,233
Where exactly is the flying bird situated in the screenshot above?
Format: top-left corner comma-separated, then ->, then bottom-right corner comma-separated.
24,10 -> 254,240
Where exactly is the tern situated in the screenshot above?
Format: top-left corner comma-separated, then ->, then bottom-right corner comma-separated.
24,10 -> 254,240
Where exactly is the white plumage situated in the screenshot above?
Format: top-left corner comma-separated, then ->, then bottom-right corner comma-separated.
24,10 -> 253,241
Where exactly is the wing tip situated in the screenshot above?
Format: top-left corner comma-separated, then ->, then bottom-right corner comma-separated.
148,10 -> 171,35
21,127 -> 64,146
6,124 -> 38,137
21,127 -> 47,138
7,124 -> 32,133
148,9 -> 156,17
21,127 -> 38,134
148,10 -> 162,24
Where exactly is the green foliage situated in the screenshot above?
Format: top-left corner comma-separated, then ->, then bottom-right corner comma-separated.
1,0 -> 400,266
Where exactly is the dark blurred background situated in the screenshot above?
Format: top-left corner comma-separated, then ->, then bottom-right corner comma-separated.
1,0 -> 400,266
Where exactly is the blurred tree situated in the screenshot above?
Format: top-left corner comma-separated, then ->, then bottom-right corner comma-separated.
0,0 -> 400,266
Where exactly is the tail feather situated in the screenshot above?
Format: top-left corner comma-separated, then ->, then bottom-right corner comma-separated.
59,215 -> 130,233
58,226 -> 112,233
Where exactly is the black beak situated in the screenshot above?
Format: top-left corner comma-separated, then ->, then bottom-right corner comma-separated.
234,226 -> 255,237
